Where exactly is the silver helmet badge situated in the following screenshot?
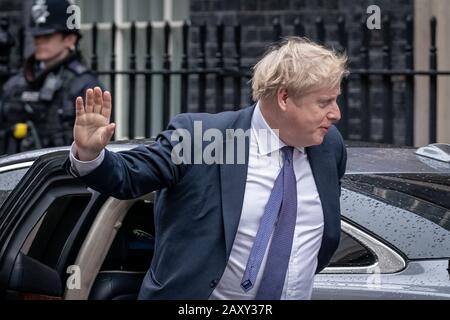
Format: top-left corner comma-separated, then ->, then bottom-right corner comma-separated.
31,0 -> 50,25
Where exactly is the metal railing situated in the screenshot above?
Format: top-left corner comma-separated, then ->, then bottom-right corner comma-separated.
0,15 -> 446,145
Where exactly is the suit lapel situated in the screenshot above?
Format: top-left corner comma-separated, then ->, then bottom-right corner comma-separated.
220,106 -> 254,257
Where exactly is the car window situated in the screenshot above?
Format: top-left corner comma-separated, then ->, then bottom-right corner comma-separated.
24,194 -> 92,273
328,231 -> 376,268
5,185 -> 95,298
0,168 -> 29,208
340,183 -> 450,260
344,174 -> 450,231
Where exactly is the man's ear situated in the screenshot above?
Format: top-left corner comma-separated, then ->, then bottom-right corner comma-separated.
277,88 -> 289,111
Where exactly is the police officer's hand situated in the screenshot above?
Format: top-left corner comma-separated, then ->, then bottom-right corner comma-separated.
74,87 -> 116,161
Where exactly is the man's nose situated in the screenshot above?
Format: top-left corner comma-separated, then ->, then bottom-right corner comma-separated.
328,102 -> 341,123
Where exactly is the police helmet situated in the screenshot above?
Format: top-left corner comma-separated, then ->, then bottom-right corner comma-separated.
29,0 -> 81,38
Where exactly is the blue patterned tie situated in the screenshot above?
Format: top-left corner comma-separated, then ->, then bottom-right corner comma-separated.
240,146 -> 297,299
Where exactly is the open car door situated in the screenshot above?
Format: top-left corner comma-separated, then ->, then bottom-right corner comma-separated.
0,151 -> 107,299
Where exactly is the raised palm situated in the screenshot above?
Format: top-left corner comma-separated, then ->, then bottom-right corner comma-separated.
74,87 -> 116,161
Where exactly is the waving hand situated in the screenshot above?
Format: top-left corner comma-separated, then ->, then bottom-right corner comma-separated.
74,87 -> 116,161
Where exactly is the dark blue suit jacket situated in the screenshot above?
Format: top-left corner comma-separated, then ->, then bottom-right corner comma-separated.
72,105 -> 347,299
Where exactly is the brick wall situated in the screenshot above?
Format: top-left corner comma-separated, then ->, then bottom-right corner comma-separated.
189,0 -> 414,144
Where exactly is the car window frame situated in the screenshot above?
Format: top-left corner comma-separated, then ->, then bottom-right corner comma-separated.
321,220 -> 406,275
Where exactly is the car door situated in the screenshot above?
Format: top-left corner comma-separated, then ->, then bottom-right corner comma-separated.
0,151 -> 108,300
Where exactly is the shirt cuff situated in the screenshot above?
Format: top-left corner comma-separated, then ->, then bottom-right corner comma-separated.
69,142 -> 105,177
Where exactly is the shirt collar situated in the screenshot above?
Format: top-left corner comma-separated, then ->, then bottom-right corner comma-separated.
251,102 -> 305,156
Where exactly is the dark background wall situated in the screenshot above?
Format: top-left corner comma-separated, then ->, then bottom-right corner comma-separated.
0,0 -> 25,69
0,0 -> 415,144
188,0 -> 414,143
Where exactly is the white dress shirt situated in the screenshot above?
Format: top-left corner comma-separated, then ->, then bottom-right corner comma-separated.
209,104 -> 324,300
70,144 -> 105,176
69,104 -> 324,300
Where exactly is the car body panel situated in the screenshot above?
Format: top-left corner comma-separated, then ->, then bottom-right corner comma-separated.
313,260 -> 450,299
340,188 -> 450,259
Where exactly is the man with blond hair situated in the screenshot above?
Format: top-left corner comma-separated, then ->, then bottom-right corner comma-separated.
66,37 -> 349,300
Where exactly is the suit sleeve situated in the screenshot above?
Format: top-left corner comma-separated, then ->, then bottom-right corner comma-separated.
75,114 -> 192,200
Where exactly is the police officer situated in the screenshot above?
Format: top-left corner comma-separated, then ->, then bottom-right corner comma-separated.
0,0 -> 102,155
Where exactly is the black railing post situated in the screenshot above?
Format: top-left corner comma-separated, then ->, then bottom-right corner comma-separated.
128,21 -> 137,139
233,23 -> 242,110
0,17 -> 14,88
162,21 -> 171,128
145,21 -> 153,137
360,17 -> 371,142
215,21 -> 224,113
91,23 -> 98,72
294,18 -> 305,37
382,15 -> 393,144
429,17 -> 437,144
91,22 -> 98,71
405,15 -> 415,146
272,18 -> 282,42
198,22 -> 207,113
180,20 -> 189,114
110,22 -> 116,136
337,16 -> 348,139
315,16 -> 325,43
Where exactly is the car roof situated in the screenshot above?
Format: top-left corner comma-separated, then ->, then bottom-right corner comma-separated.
346,147 -> 450,174
0,140 -> 148,168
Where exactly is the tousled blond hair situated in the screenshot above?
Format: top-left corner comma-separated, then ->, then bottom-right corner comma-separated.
251,37 -> 349,101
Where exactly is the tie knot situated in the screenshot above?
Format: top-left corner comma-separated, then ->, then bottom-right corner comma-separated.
281,146 -> 294,163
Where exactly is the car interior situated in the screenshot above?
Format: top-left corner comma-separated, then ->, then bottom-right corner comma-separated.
64,193 -> 155,300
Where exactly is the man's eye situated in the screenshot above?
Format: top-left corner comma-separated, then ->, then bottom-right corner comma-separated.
320,99 -> 336,107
